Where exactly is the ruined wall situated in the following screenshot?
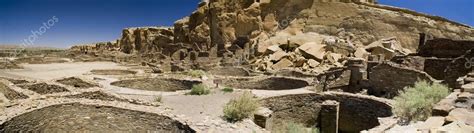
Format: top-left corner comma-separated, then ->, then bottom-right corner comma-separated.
391,56 -> 453,80
119,27 -> 174,54
262,92 -> 392,132
445,50 -> 474,88
418,39 -> 474,58
368,62 -> 437,98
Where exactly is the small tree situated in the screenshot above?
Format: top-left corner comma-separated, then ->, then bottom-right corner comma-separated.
393,80 -> 449,124
223,91 -> 259,122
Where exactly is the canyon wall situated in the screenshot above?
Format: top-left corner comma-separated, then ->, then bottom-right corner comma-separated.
70,0 -> 474,72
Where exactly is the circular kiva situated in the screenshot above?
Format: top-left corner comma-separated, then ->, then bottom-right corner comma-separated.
111,78 -> 201,92
261,92 -> 393,132
90,69 -> 137,75
208,67 -> 251,77
219,77 -> 309,90
0,103 -> 195,132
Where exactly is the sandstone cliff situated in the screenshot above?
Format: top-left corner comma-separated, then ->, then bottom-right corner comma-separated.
70,0 -> 474,72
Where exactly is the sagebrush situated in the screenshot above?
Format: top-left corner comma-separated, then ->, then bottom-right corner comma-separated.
189,84 -> 211,95
223,92 -> 259,122
222,87 -> 234,93
186,70 -> 206,78
393,80 -> 449,124
155,94 -> 163,102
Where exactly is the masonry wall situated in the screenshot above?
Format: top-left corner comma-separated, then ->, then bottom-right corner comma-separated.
368,62 -> 437,98
418,38 -> 474,58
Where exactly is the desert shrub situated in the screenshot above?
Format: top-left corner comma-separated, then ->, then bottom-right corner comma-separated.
155,94 -> 163,102
189,84 -> 211,95
223,91 -> 259,122
186,70 -> 206,78
222,87 -> 234,93
273,121 -> 319,133
393,80 -> 449,124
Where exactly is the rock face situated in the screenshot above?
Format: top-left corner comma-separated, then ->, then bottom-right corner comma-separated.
119,27 -> 174,54
69,0 -> 474,73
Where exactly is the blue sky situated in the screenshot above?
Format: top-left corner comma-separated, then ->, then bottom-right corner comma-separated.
0,0 -> 472,48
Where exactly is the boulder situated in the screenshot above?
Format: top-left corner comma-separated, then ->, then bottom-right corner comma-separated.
354,47 -> 369,59
433,92 -> 460,116
307,59 -> 320,68
253,107 -> 273,128
326,53 -> 342,64
418,117 -> 445,131
293,56 -> 307,67
266,45 -> 283,54
446,108 -> 474,126
289,32 -> 325,46
269,51 -> 288,62
297,42 -> 326,61
365,37 -> 410,60
272,58 -> 293,70
462,83 -> 474,93
434,121 -> 474,133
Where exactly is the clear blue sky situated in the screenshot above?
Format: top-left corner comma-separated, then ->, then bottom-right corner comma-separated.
0,0 -> 472,48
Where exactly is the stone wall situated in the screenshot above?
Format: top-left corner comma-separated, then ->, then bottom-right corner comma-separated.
368,62 -> 437,98
261,92 -> 392,132
391,56 -> 453,80
418,38 -> 474,58
445,49 -> 474,88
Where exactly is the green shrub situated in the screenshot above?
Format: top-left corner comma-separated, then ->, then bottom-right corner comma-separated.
273,121 -> 319,133
223,92 -> 259,122
155,94 -> 163,102
189,84 -> 211,95
222,87 -> 234,93
393,80 -> 450,123
186,70 -> 206,78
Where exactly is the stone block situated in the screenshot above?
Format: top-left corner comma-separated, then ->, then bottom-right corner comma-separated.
253,107 -> 273,129
320,100 -> 339,133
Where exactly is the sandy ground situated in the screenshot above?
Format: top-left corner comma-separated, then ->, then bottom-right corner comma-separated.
0,62 -> 126,80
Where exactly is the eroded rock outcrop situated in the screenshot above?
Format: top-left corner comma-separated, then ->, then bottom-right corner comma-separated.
69,0 -> 474,73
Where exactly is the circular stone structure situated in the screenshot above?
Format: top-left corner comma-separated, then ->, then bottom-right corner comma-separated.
90,69 -> 137,75
208,67 -> 251,77
0,103 -> 195,132
219,77 -> 309,90
262,92 -> 392,132
111,78 -> 201,92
